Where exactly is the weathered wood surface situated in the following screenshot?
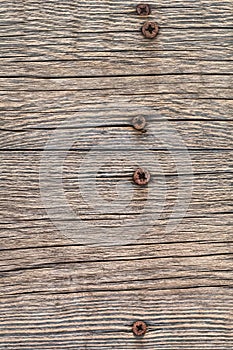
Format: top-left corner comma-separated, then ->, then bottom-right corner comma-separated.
0,0 -> 232,349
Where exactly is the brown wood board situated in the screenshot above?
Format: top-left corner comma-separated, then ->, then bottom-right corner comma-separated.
0,0 -> 232,349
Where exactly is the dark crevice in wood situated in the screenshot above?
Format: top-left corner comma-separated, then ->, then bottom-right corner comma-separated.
1,239 -> 233,252
3,284 -> 232,298
0,73 -> 232,79
0,210 -> 232,227
1,252 -> 232,274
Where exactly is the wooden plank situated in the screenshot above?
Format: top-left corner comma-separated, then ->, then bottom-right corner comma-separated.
17,0 -> 233,31
7,59 -> 230,73
1,99 -> 232,129
0,0 -> 232,348
0,150 -> 232,220
0,215 -> 232,251
1,56 -> 232,77
1,0 -> 232,32
0,289 -> 232,349
0,1 -> 232,76
1,249 -> 233,295
0,75 -> 231,92
0,121 -> 232,149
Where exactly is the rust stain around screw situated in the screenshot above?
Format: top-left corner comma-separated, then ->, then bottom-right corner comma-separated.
142,21 -> 159,39
133,168 -> 150,186
132,320 -> 147,337
132,116 -> 146,130
136,4 -> 151,16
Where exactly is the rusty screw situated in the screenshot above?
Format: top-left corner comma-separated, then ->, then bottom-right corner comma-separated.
136,4 -> 151,16
132,320 -> 147,337
142,21 -> 159,39
133,168 -> 150,186
132,116 -> 146,131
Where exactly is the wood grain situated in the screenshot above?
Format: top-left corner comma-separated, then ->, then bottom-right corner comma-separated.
0,0 -> 232,349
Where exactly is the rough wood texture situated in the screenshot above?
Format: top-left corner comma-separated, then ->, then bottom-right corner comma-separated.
0,0 -> 232,349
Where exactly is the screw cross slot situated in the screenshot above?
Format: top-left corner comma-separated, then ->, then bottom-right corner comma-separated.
132,320 -> 147,337
136,4 -> 151,16
133,168 -> 151,186
142,21 -> 159,39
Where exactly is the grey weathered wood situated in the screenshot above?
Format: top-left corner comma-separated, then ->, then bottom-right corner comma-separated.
0,0 -> 232,349
0,151 -> 232,221
0,121 -> 233,149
